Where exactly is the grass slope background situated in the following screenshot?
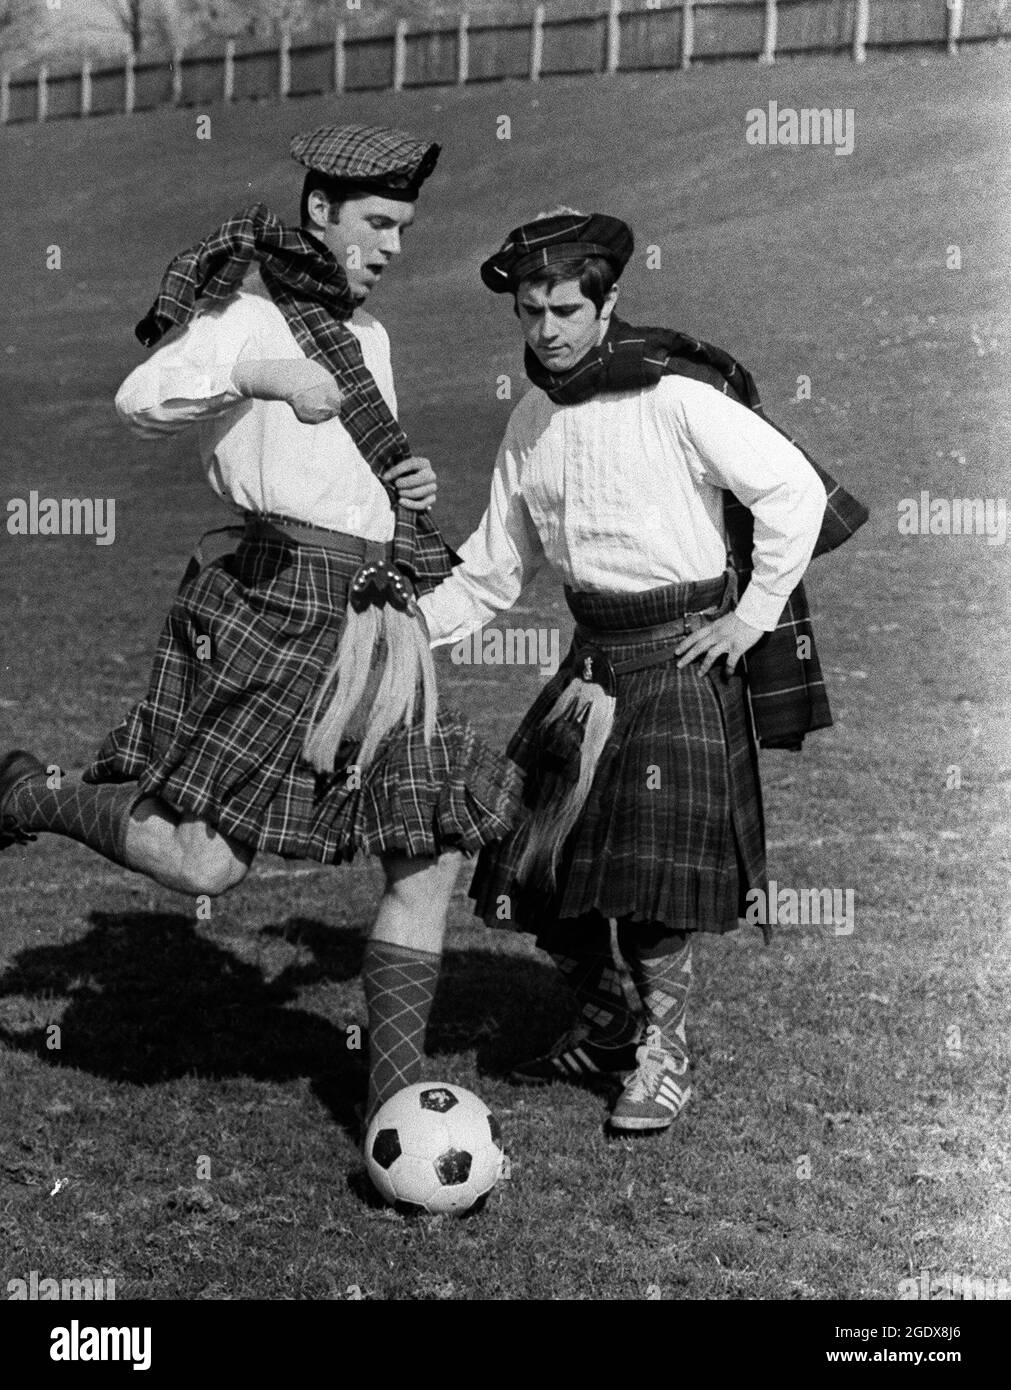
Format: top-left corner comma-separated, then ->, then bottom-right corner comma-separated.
0,50 -> 1008,1300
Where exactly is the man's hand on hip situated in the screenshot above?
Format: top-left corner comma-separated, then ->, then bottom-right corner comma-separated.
382,457 -> 437,512
675,611 -> 763,678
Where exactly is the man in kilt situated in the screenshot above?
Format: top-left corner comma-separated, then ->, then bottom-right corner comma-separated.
0,125 -> 522,1123
418,210 -> 867,1132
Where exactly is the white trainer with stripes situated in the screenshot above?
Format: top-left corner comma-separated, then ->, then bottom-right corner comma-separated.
608,1044 -> 692,1131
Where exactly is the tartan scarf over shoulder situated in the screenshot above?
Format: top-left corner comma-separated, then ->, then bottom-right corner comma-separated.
135,203 -> 458,593
525,317 -> 869,750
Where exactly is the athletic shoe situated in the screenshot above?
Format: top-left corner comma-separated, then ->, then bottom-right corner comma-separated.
509,1023 -> 643,1087
608,1044 -> 691,1132
0,749 -> 46,851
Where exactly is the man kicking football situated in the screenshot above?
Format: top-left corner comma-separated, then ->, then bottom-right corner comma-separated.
418,209 -> 867,1132
0,124 -> 521,1122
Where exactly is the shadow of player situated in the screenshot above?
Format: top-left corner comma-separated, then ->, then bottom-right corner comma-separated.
0,908 -> 565,1139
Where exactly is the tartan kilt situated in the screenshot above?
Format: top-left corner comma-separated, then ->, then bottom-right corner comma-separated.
469,574 -> 768,936
84,530 -> 522,862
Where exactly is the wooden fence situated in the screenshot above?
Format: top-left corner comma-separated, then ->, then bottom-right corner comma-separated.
1,0 -> 1007,126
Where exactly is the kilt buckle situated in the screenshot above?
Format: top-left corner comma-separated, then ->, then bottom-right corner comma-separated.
683,607 -> 718,634
571,644 -> 616,696
349,560 -> 417,615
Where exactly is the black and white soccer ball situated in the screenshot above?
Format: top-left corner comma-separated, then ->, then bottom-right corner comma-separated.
364,1082 -> 506,1216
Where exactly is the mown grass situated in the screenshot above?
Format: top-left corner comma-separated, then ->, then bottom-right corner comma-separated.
0,48 -> 1009,1300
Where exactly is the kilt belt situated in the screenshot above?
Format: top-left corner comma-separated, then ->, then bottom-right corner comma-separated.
567,567 -> 738,694
513,569 -> 738,893
178,514 -> 393,587
244,513 -> 393,563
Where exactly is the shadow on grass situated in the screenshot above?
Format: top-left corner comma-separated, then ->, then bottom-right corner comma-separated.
0,909 -> 565,1137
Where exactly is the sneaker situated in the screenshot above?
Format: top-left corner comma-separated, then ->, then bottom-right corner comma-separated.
608,1045 -> 691,1132
0,750 -> 47,851
509,1024 -> 643,1087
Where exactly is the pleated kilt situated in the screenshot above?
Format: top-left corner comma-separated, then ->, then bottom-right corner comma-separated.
469,573 -> 768,937
84,525 -> 522,863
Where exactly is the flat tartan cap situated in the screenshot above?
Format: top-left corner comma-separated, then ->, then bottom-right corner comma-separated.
480,212 -> 634,292
290,123 -> 440,200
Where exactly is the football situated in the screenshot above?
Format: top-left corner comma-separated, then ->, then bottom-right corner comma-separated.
364,1082 -> 506,1216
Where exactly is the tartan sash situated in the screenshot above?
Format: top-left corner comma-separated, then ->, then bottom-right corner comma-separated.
135,203 -> 458,594
525,318 -> 869,749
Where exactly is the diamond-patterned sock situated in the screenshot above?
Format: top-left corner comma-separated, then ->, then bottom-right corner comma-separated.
363,939 -> 441,1120
617,921 -> 692,1062
548,914 -> 641,1047
9,775 -> 137,867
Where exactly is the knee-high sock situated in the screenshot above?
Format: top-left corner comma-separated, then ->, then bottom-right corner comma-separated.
9,775 -> 137,867
547,914 -> 641,1047
363,939 -> 441,1120
617,920 -> 692,1061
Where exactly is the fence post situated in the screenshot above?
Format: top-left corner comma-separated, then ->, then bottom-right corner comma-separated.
606,0 -> 621,74
223,38 -> 235,101
279,25 -> 291,98
457,12 -> 469,84
172,47 -> 184,105
853,0 -> 869,63
81,58 -> 92,116
1,71 -> 10,125
681,0 -> 694,70
393,17 -> 408,91
760,0 -> 778,64
37,63 -> 48,122
334,21 -> 346,92
125,49 -> 135,113
530,3 -> 544,81
947,0 -> 964,55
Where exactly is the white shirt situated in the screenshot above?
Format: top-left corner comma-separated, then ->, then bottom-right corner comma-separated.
418,375 -> 827,638
114,289 -> 398,541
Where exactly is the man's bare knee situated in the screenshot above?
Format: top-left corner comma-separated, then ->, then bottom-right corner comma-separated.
381,850 -> 463,906
176,818 -> 253,896
186,855 -> 249,897
173,857 -> 248,897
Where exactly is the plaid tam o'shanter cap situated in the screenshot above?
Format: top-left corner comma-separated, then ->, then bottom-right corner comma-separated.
290,123 -> 440,200
480,212 -> 634,292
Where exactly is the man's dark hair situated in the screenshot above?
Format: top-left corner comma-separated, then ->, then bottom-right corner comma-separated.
300,171 -> 352,229
513,255 -> 618,317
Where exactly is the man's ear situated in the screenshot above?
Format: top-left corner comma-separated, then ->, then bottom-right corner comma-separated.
305,188 -> 332,232
599,283 -> 620,324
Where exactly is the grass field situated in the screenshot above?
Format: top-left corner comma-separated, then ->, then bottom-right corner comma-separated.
0,48 -> 1009,1302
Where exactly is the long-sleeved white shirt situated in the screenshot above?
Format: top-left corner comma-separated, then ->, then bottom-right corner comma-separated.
114,288 -> 398,541
418,375 -> 827,638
